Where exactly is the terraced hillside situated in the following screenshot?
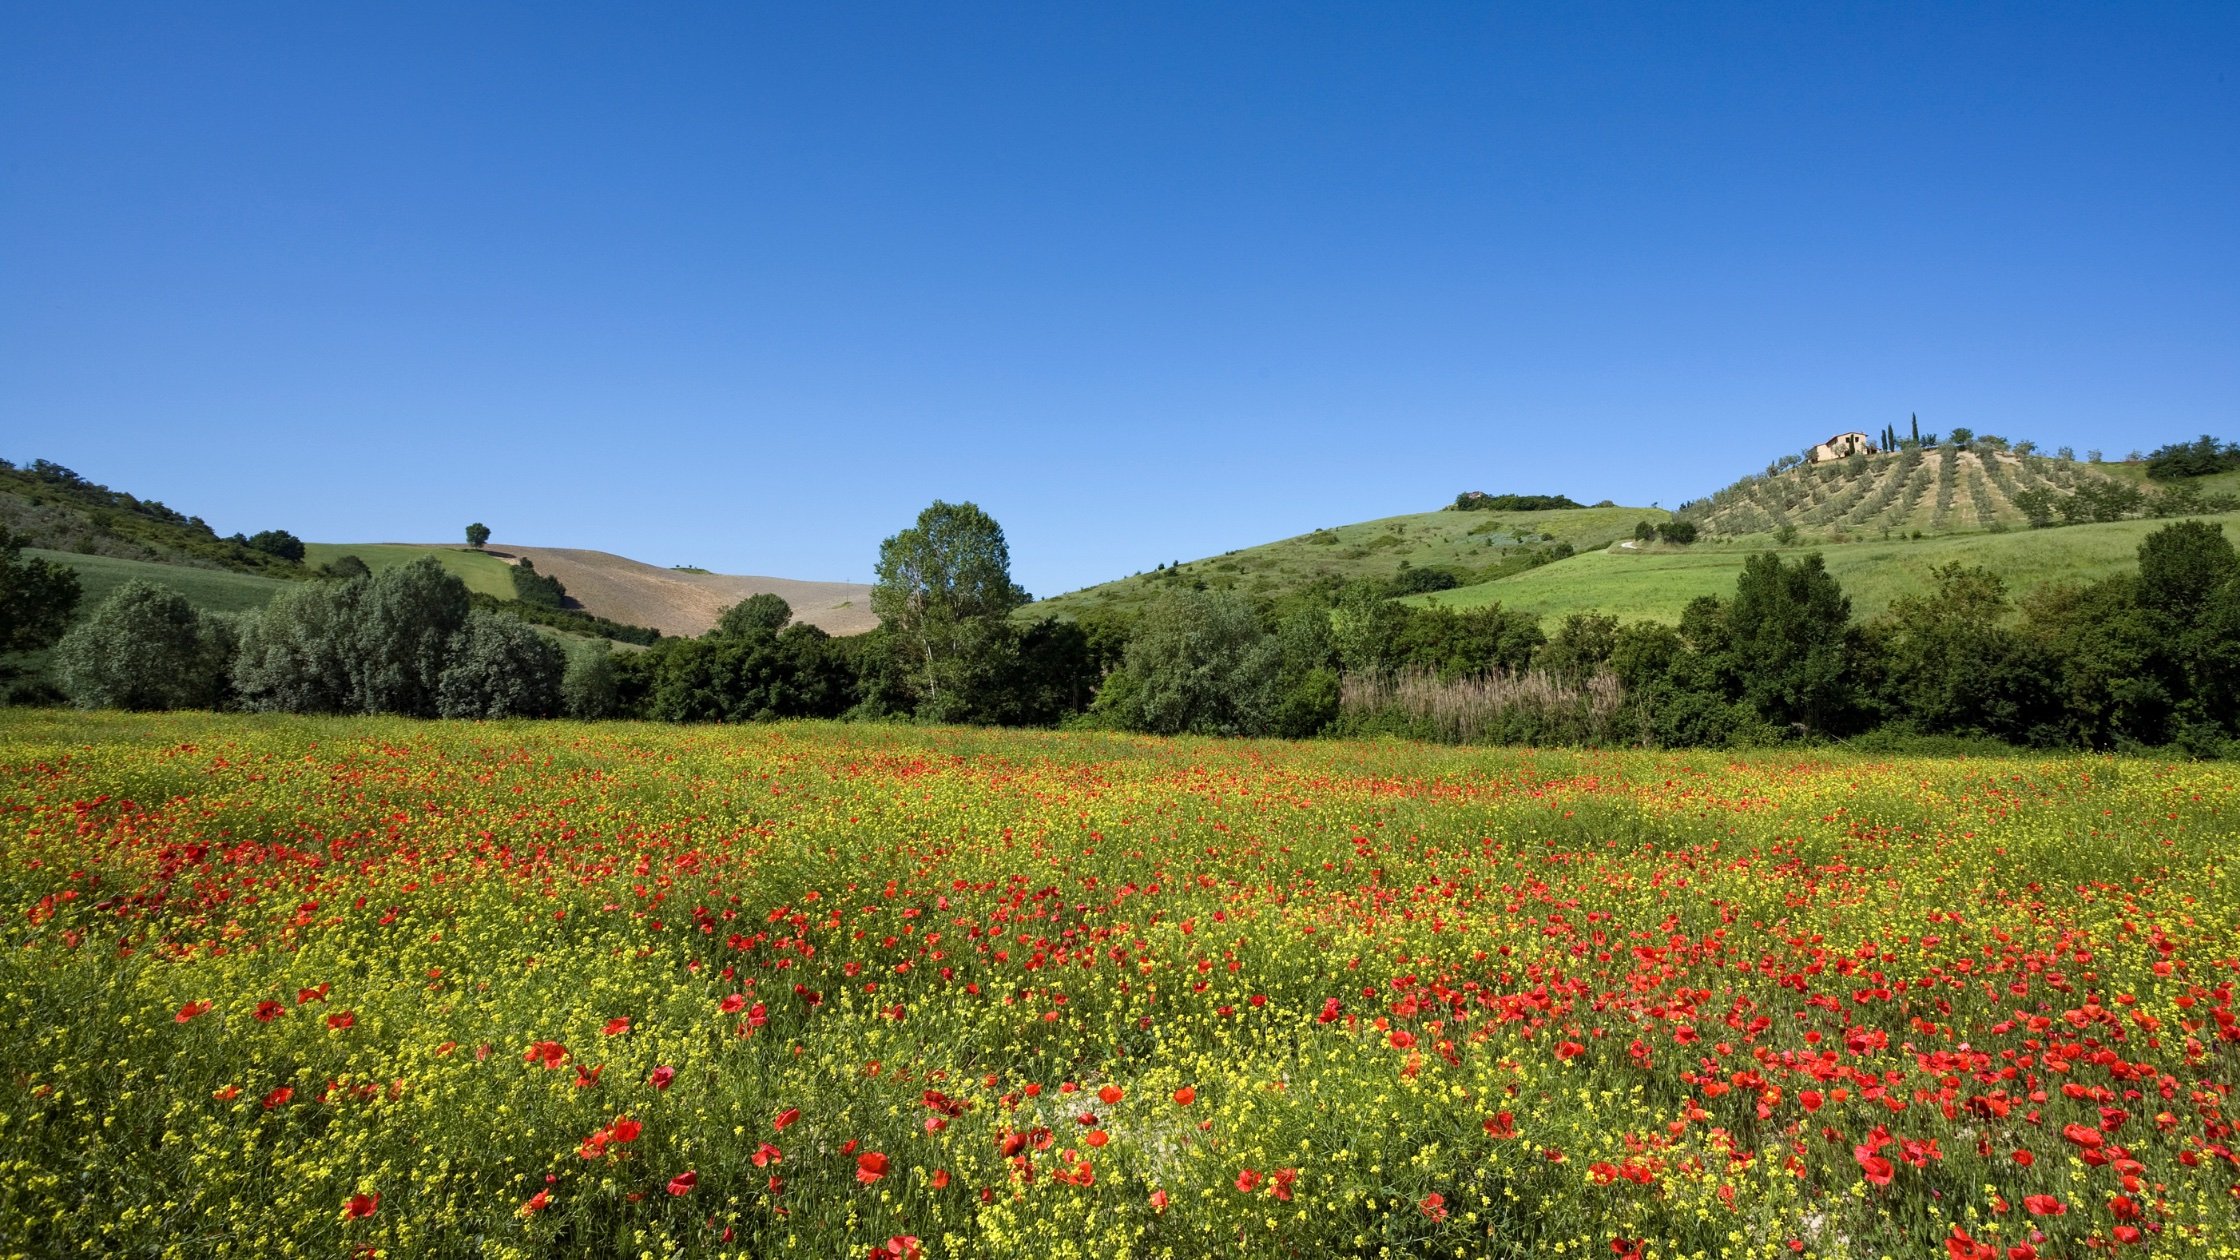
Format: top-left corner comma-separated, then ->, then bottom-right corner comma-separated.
1031,504 -> 1664,621
1679,448 -> 2174,539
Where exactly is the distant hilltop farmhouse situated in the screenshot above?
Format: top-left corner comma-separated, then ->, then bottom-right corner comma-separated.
1807,431 -> 1878,463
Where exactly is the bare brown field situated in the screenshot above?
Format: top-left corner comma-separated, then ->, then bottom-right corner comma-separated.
488,545 -> 876,636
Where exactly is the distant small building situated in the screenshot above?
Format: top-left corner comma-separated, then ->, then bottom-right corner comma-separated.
1807,431 -> 1877,463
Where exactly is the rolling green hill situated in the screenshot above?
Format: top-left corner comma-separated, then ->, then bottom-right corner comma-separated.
1401,510 -> 2240,625
1031,504 -> 1665,621
300,543 -> 519,600
0,459 -> 306,575
33,548 -> 296,617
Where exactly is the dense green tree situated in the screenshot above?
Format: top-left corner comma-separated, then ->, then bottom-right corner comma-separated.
561,648 -> 623,719
318,553 -> 372,581
638,625 -> 854,724
1093,589 -> 1280,736
54,581 -> 232,711
1392,604 -> 1544,679
1868,564 -> 2055,741
2144,435 -> 2240,481
350,557 -> 471,717
436,611 -> 566,718
509,558 -> 567,610
2134,520 -> 2238,624
0,530 -> 81,665
712,593 -> 793,639
465,523 -> 491,549
2018,577 -> 2168,748
1536,613 -> 1619,684
232,578 -> 365,713
870,501 -> 1029,720
1328,582 -> 1412,677
1724,552 -> 1860,736
245,529 -> 306,563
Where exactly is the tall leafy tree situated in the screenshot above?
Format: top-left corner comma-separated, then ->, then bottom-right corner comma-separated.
436,611 -> 566,718
465,523 -> 491,549
1092,589 -> 1280,736
232,577 -> 366,713
1725,552 -> 1860,736
712,593 -> 793,639
350,557 -> 470,716
54,581 -> 232,711
0,530 -> 81,668
870,501 -> 1028,720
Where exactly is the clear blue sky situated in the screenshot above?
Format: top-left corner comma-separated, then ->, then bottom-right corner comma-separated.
4,4 -> 2235,596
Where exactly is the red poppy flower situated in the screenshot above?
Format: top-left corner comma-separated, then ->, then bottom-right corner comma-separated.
1484,1111 -> 1518,1139
1173,1086 -> 1196,1107
212,1084 -> 239,1101
2011,1149 -> 2035,1166
1098,1085 -> 1123,1105
1235,1168 -> 1262,1193
1420,1192 -> 1448,1222
2060,1123 -> 2103,1149
1270,1168 -> 1297,1201
1798,1090 -> 1823,1113
1150,1188 -> 1169,1212
254,1001 -> 285,1023
176,1001 -> 213,1023
326,1011 -> 354,1030
648,1065 -> 675,1091
930,1168 -> 949,1189
869,1237 -> 922,1260
262,1086 -> 293,1109
1318,997 -> 1342,1023
520,1189 -> 551,1216
752,1143 -> 782,1168
775,1107 -> 800,1132
1854,1151 -> 1894,1186
2112,1226 -> 2142,1246
667,1170 -> 696,1196
603,1017 -> 631,1036
1555,1040 -> 1586,1060
523,1041 -> 567,1070
296,985 -> 328,1004
2022,1195 -> 2064,1216
610,1116 -> 643,1143
856,1152 -> 889,1185
720,994 -> 746,1013
343,1193 -> 378,1219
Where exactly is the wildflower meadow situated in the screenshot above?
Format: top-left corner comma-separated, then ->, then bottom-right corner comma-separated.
2,709 -> 2236,1259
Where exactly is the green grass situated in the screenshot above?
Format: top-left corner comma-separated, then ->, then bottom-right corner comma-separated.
1403,509 -> 2240,624
2096,459 -> 2240,500
1032,504 -> 1664,620
32,549 -> 298,618
302,543 -> 519,600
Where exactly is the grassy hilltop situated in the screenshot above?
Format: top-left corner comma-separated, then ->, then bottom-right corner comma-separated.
1031,503 -> 1663,621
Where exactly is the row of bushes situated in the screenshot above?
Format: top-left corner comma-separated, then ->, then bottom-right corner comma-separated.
50,558 -> 592,719
26,507 -> 2240,756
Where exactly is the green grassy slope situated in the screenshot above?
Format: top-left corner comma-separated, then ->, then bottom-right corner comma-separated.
1032,504 -> 1665,620
2097,460 -> 2240,501
302,543 -> 519,600
34,549 -> 296,617
1404,510 -> 2240,624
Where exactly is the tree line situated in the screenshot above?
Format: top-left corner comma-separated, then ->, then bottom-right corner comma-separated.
11,502 -> 2240,756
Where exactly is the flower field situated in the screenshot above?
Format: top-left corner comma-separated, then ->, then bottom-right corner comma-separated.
2,712 -> 2237,1259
